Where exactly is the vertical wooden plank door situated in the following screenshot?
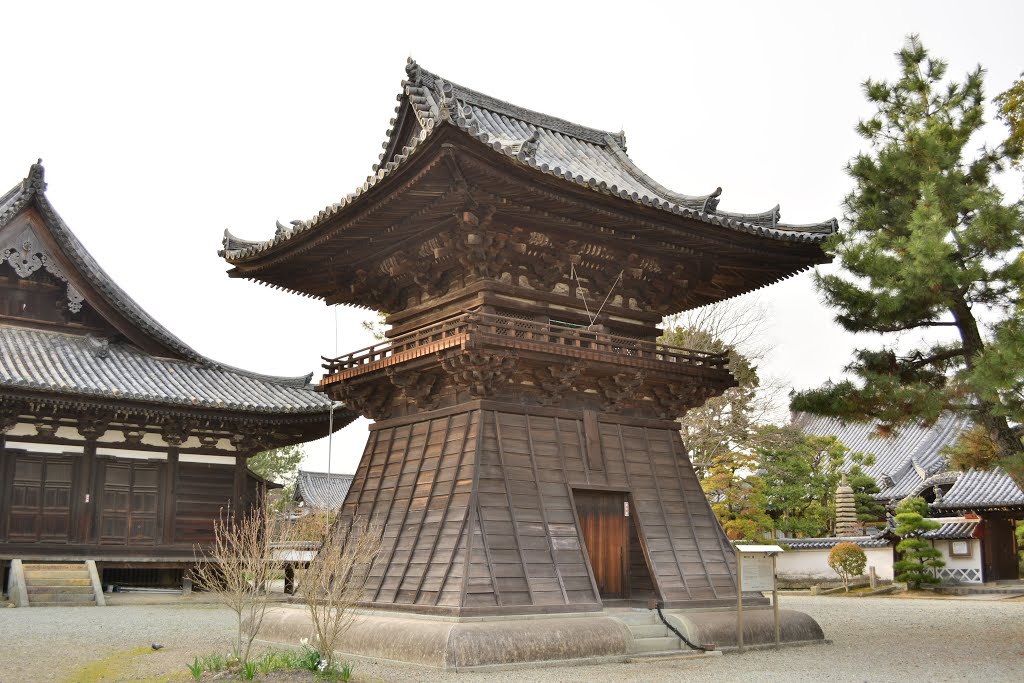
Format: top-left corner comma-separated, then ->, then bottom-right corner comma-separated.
6,454 -> 75,543
99,460 -> 161,546
573,489 -> 628,599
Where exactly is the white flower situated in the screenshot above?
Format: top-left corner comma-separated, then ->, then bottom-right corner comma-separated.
318,659 -> 328,672
300,637 -> 309,647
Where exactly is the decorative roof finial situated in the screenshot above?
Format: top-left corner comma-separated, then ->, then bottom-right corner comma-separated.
520,128 -> 541,160
434,78 -> 456,123
405,57 -> 420,81
23,159 -> 46,194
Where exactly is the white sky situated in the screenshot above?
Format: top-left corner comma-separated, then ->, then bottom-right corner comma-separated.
3,1 -> 1022,475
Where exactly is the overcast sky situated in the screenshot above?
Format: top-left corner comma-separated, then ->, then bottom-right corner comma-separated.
3,1 -> 1022,475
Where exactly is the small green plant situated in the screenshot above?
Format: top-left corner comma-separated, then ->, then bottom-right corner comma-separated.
297,640 -> 322,672
257,652 -> 277,675
338,661 -> 353,681
202,653 -> 227,672
828,541 -> 868,592
240,659 -> 258,680
893,497 -> 944,589
187,657 -> 204,680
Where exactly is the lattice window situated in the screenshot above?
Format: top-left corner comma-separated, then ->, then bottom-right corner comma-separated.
935,567 -> 982,584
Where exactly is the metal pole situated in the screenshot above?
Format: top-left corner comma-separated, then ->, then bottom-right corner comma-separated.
737,551 -> 744,653
773,554 -> 780,649
326,401 -> 335,531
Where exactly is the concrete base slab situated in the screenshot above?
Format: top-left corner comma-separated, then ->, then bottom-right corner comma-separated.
257,604 -> 824,670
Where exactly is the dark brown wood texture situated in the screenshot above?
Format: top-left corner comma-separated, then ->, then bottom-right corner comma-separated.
983,514 -> 1020,581
5,454 -> 74,543
574,490 -> 627,598
336,406 -> 737,614
98,459 -> 161,546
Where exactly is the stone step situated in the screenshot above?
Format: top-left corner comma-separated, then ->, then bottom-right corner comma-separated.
632,636 -> 682,654
22,563 -> 88,571
30,601 -> 97,607
28,585 -> 94,595
25,576 -> 92,587
628,623 -> 670,639
22,570 -> 90,580
28,592 -> 96,604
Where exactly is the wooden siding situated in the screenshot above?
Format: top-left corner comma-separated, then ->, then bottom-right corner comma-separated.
338,405 -> 736,614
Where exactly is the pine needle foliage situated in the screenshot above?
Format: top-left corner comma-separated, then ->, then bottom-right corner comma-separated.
791,36 -> 1024,487
893,497 -> 944,588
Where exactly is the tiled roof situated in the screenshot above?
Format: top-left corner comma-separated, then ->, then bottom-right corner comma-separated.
934,468 -> 1024,510
2,163 -> 205,363
922,519 -> 979,540
0,324 -> 334,414
1,162 -> 343,418
779,536 -> 891,550
222,60 -> 837,262
793,412 -> 970,502
293,470 -> 354,510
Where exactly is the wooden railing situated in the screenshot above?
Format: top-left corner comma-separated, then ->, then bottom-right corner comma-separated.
322,311 -> 728,376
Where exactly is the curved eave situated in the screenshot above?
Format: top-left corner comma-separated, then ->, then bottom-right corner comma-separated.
222,118 -> 836,270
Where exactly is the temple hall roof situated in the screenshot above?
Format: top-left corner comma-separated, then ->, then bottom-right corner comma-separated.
793,412 -> 970,502
934,468 -> 1024,510
292,469 -> 354,510
1,162 -> 349,421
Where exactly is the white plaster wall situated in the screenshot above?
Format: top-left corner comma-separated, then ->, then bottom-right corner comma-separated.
932,539 -> 983,583
776,547 -> 894,581
5,422 -> 36,437
94,448 -> 168,460
179,454 -> 237,465
3,440 -> 84,454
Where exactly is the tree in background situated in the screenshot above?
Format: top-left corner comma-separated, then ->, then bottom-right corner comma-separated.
893,497 -> 944,589
755,428 -> 877,537
757,428 -> 847,537
828,542 -> 868,592
663,299 -> 781,539
995,73 -> 1024,165
248,444 -> 306,485
791,36 -> 1024,487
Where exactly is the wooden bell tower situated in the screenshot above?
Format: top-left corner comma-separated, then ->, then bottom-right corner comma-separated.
221,61 -> 836,616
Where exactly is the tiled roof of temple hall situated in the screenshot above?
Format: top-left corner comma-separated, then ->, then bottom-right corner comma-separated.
221,60 -> 837,261
293,470 -> 354,510
0,162 -> 344,418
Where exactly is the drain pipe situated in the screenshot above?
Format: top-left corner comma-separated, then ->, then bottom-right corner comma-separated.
653,602 -> 714,652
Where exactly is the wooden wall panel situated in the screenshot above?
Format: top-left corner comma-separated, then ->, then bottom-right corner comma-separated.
339,405 -> 737,614
174,462 -> 233,544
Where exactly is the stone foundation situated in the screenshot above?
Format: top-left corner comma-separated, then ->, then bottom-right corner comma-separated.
257,604 -> 825,670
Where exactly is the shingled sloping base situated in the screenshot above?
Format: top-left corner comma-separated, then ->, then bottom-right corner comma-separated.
257,605 -> 824,669
341,405 -> 740,613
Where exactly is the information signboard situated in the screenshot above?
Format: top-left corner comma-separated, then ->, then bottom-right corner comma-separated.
740,553 -> 775,592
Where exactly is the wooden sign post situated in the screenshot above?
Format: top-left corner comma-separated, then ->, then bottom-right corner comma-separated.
735,544 -> 784,652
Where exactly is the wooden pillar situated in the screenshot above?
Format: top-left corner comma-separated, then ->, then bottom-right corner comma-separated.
284,563 -> 296,595
233,455 -> 247,516
162,449 -> 179,545
75,440 -> 98,544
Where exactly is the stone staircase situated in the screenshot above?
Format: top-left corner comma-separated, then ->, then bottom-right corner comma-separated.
22,562 -> 98,607
611,610 -> 700,658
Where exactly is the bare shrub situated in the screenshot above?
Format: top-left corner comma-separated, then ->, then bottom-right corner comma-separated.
293,516 -> 383,668
191,504 -> 280,665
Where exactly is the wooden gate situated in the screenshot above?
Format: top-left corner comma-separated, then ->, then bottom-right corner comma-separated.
5,454 -> 75,543
99,459 -> 162,545
574,489 -> 629,599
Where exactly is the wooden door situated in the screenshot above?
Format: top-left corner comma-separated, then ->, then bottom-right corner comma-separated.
574,490 -> 628,599
6,455 -> 74,543
99,460 -> 161,545
983,515 -> 1020,581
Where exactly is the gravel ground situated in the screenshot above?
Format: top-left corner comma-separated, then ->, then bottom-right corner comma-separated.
1,595 -> 1022,682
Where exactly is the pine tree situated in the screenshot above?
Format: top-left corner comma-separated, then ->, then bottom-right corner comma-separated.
893,497 -> 944,589
791,36 -> 1024,486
